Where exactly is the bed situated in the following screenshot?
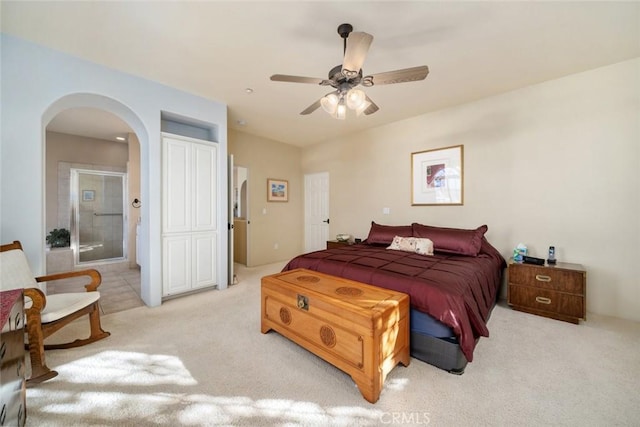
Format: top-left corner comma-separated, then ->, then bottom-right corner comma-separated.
282,221 -> 506,374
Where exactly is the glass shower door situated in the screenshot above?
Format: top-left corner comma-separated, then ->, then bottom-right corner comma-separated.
72,169 -> 127,264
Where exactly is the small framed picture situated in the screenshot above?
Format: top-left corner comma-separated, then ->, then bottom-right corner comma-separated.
267,178 -> 288,202
82,190 -> 95,202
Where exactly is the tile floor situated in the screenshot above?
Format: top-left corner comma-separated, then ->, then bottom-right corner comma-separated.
47,263 -> 250,315
96,266 -> 143,315
47,261 -> 143,315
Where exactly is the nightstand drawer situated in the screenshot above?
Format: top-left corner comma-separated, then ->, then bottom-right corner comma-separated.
508,284 -> 584,319
509,263 -> 585,294
327,240 -> 350,250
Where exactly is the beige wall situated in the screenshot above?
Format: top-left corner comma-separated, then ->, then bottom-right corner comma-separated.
45,131 -> 130,233
228,129 -> 303,266
302,58 -> 640,322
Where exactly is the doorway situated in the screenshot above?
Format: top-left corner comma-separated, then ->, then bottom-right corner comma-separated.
43,98 -> 149,307
233,166 -> 249,265
304,172 -> 330,252
71,168 -> 127,264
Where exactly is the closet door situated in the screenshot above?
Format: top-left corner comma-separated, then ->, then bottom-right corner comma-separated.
162,133 -> 219,297
192,232 -> 216,289
192,143 -> 217,232
162,234 -> 191,296
162,137 -> 191,234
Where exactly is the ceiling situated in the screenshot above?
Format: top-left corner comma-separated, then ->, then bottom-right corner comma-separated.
2,1 -> 639,147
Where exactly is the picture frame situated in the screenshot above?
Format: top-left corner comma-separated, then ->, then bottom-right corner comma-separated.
411,145 -> 463,205
82,190 -> 95,202
267,178 -> 288,202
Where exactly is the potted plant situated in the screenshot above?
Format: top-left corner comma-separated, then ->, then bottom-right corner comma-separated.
46,228 -> 70,248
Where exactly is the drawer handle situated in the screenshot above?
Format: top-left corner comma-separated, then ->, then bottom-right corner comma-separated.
535,274 -> 552,282
535,296 -> 552,304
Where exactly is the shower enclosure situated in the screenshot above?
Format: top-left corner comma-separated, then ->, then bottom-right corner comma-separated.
71,169 -> 127,264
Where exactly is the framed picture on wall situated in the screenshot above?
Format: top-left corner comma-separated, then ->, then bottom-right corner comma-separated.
411,145 -> 463,205
82,190 -> 95,202
267,178 -> 288,202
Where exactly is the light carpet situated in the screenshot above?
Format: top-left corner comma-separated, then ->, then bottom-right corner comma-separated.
27,262 -> 640,426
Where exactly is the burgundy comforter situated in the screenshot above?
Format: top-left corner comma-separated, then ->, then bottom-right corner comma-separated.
282,238 -> 505,362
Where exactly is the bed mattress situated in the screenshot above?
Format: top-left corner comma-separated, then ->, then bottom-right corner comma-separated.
410,308 -> 455,338
282,239 -> 505,363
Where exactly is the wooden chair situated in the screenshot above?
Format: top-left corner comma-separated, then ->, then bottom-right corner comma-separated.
0,240 -> 110,385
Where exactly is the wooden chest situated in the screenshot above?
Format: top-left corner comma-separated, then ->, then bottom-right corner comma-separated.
261,268 -> 410,403
508,261 -> 586,324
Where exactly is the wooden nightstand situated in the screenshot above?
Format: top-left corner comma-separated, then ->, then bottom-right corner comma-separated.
327,240 -> 351,249
507,260 -> 586,324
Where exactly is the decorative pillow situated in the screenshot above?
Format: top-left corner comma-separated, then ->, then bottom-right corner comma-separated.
365,221 -> 413,245
411,223 -> 488,256
387,236 -> 434,256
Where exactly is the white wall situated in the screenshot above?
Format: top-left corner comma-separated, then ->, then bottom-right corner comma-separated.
0,34 -> 228,306
302,58 -> 640,322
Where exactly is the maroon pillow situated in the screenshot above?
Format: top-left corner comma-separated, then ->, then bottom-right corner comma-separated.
411,223 -> 488,256
365,221 -> 413,245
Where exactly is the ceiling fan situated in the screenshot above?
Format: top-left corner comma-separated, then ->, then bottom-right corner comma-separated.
270,23 -> 429,119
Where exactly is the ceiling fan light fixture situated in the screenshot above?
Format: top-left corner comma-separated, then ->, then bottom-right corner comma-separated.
335,100 -> 347,120
346,88 -> 366,109
321,93 -> 339,114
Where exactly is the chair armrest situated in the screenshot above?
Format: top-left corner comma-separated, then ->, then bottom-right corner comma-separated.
24,287 -> 46,313
35,269 -> 102,292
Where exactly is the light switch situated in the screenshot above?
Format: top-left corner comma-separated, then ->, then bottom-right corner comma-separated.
262,208 -> 267,215
383,207 -> 390,215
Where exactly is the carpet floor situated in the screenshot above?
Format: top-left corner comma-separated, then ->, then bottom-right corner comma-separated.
26,262 -> 640,426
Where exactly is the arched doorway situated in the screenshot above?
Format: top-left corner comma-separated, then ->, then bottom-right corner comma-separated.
42,94 -> 148,311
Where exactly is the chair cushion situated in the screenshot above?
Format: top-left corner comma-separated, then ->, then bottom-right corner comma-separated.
41,292 -> 100,323
0,248 -> 38,291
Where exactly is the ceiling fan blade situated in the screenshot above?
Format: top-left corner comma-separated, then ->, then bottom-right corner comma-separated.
341,32 -> 373,78
270,74 -> 325,85
363,96 -> 379,115
367,65 -> 429,86
300,99 -> 322,115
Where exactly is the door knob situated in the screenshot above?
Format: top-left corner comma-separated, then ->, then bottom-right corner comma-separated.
322,219 -> 330,224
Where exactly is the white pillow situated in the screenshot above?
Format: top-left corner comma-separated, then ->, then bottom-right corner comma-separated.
387,236 -> 434,256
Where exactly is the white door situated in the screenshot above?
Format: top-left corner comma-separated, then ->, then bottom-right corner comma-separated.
162,133 -> 219,296
304,172 -> 330,252
227,155 -> 234,285
162,234 -> 191,296
162,138 -> 191,233
193,232 -> 216,289
192,143 -> 217,231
